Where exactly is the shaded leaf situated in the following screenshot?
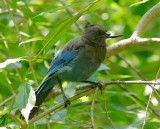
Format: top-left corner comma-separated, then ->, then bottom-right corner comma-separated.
107,104 -> 136,114
67,101 -> 92,109
15,82 -> 36,123
97,64 -> 110,71
50,109 -> 67,122
0,114 -> 7,126
54,82 -> 76,104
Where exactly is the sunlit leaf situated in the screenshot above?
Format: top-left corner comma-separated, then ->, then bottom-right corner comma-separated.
19,37 -> 44,46
0,107 -> 16,115
41,0 -> 106,55
130,0 -> 149,7
97,74 -> 132,79
32,2 -> 90,19
0,58 -> 26,72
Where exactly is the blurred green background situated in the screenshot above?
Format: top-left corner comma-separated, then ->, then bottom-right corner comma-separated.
0,0 -> 160,128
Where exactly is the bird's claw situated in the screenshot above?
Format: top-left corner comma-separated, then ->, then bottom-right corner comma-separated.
91,81 -> 104,95
63,96 -> 71,108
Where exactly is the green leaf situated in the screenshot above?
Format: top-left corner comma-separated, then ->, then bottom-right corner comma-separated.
0,58 -> 26,72
130,0 -> 149,7
54,82 -> 76,104
0,107 -> 16,115
50,109 -> 67,122
107,104 -> 136,114
19,37 -> 44,46
0,114 -> 7,126
34,0 -> 106,59
86,0 -> 106,13
97,74 -> 132,79
67,101 -> 92,109
97,64 -> 110,71
32,2 -> 90,19
64,82 -> 77,98
104,91 -> 137,97
15,82 -> 36,123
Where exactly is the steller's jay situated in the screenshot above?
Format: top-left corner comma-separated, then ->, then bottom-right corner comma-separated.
21,22 -> 122,119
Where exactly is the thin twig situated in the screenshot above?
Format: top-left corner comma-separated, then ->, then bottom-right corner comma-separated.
0,32 -> 22,82
24,88 -> 95,127
103,89 -> 116,129
20,80 -> 160,127
105,71 -> 160,119
132,2 -> 160,37
2,0 -> 38,87
107,3 -> 160,58
9,114 -> 25,129
91,87 -> 98,129
117,54 -> 160,98
0,94 -> 15,107
142,67 -> 160,129
60,0 -> 83,32
1,80 -> 160,107
2,71 -> 15,95
117,54 -> 146,80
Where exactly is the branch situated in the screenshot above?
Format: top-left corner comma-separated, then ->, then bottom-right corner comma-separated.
25,88 -> 95,127
103,89 -> 116,129
142,67 -> 160,129
21,80 -> 160,127
2,0 -> 39,87
91,87 -> 98,129
106,2 -> 160,58
60,0 -> 83,32
0,94 -> 15,107
9,114 -> 26,129
132,2 -> 160,37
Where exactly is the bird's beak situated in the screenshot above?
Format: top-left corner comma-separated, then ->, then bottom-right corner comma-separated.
105,32 -> 123,38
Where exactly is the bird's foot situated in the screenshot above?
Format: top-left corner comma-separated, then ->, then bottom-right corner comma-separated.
83,81 -> 105,95
63,96 -> 71,108
93,81 -> 104,95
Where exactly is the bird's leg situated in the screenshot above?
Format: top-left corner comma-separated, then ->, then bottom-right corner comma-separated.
82,81 -> 104,95
57,78 -> 70,107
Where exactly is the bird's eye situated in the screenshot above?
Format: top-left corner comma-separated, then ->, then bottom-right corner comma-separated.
96,30 -> 101,35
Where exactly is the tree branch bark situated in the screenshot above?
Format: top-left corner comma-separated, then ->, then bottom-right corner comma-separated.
106,2 -> 160,58
22,80 -> 160,127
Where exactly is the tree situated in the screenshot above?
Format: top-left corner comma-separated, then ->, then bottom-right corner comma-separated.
0,0 -> 160,128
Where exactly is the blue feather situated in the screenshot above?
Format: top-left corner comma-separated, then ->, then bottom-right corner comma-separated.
46,50 -> 79,77
35,50 -> 79,96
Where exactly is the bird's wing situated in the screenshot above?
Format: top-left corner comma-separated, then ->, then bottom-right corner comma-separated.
43,42 -> 84,82
35,49 -> 80,95
46,50 -> 79,77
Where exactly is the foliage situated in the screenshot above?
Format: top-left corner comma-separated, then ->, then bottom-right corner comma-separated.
0,0 -> 160,128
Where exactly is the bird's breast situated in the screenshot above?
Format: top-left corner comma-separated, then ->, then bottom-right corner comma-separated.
57,43 -> 106,82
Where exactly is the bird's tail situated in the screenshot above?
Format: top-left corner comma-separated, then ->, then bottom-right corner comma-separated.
20,79 -> 57,119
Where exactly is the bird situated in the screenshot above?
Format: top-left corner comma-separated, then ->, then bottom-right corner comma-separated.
20,22 -> 122,119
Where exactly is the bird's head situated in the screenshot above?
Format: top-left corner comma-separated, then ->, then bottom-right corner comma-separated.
82,22 -> 123,44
